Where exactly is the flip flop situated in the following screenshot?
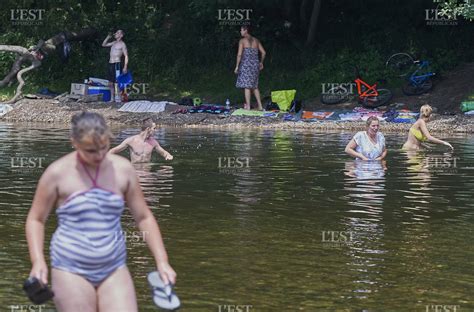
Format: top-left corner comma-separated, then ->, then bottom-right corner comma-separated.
147,271 -> 181,311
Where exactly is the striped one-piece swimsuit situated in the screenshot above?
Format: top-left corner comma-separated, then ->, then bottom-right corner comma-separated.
50,155 -> 127,287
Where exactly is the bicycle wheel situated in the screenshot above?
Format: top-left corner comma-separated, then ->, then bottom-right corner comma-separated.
361,88 -> 393,108
402,79 -> 433,95
321,85 -> 351,104
386,53 -> 414,77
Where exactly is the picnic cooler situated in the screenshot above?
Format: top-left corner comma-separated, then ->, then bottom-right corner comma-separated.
88,86 -> 111,102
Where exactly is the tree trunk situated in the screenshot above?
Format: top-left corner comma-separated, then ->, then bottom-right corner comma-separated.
300,0 -> 310,28
0,28 -> 98,103
305,0 -> 322,48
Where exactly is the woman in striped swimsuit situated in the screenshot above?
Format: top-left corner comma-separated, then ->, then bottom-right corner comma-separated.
26,112 -> 176,312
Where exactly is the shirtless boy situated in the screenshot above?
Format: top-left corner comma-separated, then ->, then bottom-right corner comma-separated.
109,118 -> 173,163
102,29 -> 129,101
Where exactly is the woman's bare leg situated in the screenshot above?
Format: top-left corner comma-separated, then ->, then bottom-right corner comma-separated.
253,88 -> 263,110
52,269 -> 97,312
97,266 -> 138,312
244,89 -> 251,109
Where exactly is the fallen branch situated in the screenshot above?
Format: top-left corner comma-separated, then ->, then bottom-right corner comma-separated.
0,27 -> 98,104
7,62 -> 41,103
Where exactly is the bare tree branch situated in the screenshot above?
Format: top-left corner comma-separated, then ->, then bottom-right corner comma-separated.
0,28 -> 98,103
7,62 -> 41,103
305,0 -> 322,48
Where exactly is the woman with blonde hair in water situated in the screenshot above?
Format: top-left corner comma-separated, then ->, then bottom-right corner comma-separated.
345,116 -> 387,160
402,104 -> 453,150
25,111 -> 176,311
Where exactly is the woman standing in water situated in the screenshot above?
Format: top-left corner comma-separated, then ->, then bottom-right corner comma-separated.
345,116 -> 387,160
25,112 -> 176,311
234,25 -> 266,110
402,104 -> 453,150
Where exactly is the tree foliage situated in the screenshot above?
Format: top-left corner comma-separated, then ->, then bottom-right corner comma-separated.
0,0 -> 473,100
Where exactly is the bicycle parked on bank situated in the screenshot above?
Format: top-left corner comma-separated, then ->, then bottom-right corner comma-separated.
385,53 -> 436,95
320,66 -> 393,108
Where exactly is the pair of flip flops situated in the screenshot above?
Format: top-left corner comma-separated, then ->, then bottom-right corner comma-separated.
147,271 -> 180,311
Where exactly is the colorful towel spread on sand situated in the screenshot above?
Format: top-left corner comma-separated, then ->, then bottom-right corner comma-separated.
361,112 -> 384,121
277,106 -> 419,123
391,112 -> 418,123
118,101 -> 174,113
339,112 -> 363,121
302,111 -> 334,120
231,109 -> 278,117
188,105 -> 230,114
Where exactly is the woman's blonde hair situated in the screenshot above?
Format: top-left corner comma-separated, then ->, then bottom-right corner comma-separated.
71,111 -> 113,145
366,116 -> 379,127
420,104 -> 432,118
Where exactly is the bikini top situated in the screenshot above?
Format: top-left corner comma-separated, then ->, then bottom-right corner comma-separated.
410,127 -> 428,142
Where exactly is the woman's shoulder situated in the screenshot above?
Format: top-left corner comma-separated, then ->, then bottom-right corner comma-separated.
352,131 -> 365,142
107,153 -> 135,173
41,152 -> 75,180
414,118 -> 425,127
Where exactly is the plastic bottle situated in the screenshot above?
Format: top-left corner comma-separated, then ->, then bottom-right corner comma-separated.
225,99 -> 230,110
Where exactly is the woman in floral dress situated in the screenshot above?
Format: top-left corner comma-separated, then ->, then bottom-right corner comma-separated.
234,25 -> 266,110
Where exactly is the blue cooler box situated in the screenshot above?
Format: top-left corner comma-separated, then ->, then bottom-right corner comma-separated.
88,86 -> 111,102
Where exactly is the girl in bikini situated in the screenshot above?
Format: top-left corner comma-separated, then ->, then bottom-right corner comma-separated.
25,111 -> 176,312
402,104 -> 453,151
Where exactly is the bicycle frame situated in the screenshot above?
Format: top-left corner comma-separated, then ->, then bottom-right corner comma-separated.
354,78 -> 379,99
409,61 -> 435,86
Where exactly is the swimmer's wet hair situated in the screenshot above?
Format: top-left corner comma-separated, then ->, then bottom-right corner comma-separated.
420,104 -> 433,118
240,24 -> 251,33
141,117 -> 155,131
366,116 -> 379,126
71,111 -> 113,144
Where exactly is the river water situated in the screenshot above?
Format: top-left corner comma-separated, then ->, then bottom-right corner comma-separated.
0,122 -> 473,311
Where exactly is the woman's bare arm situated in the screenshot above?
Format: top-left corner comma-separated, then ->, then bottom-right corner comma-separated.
419,120 -> 453,149
345,138 -> 368,160
234,40 -> 244,74
258,40 -> 266,68
26,165 -> 58,284
124,163 -> 176,284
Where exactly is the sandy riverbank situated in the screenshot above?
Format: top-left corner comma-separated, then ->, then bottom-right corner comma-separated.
1,98 -> 473,133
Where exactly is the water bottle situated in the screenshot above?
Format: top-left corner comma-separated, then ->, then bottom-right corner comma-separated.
225,99 -> 230,110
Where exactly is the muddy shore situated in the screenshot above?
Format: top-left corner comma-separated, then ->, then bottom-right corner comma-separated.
1,98 -> 473,133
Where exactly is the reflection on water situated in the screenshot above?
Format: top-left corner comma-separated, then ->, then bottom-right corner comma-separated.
134,163 -> 175,208
0,123 -> 473,311
343,159 -> 387,300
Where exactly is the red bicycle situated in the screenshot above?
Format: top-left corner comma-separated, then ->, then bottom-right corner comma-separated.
321,66 -> 393,108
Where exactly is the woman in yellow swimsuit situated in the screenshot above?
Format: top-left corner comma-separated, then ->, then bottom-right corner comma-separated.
402,104 -> 453,150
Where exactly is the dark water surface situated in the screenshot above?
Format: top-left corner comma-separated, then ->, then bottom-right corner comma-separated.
0,122 -> 473,311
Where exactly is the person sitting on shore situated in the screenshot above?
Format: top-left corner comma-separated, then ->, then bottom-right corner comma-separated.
109,118 -> 173,163
402,104 -> 453,151
345,116 -> 387,160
